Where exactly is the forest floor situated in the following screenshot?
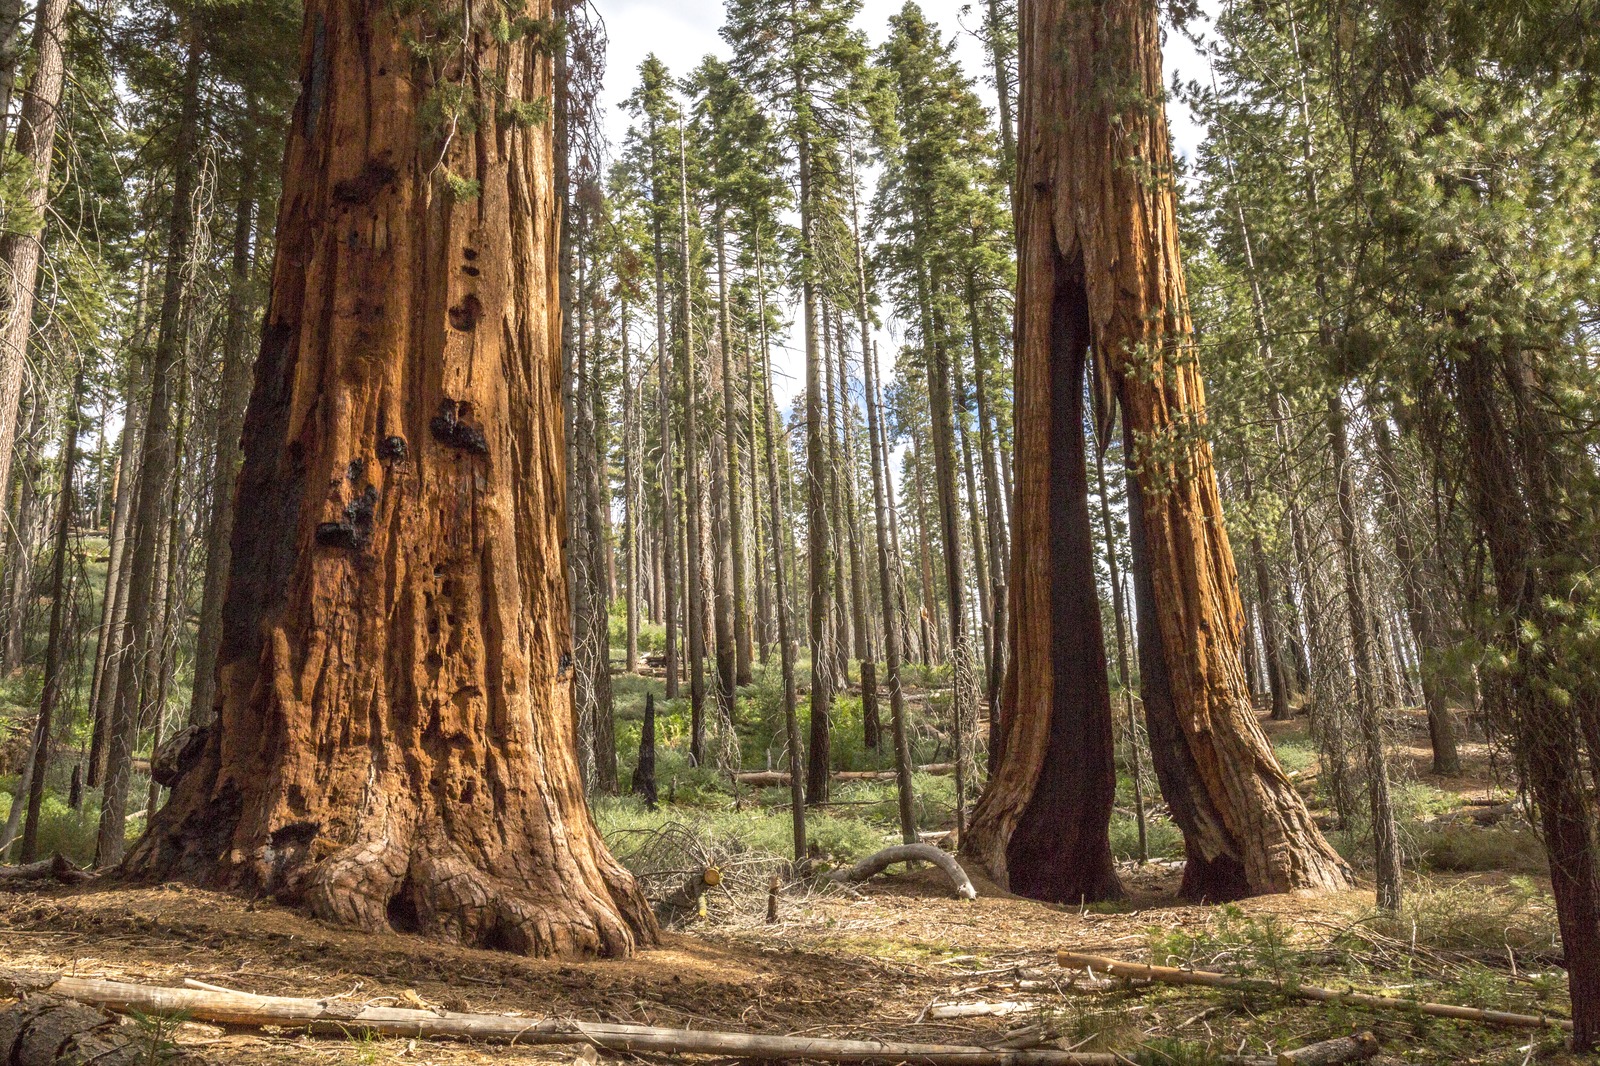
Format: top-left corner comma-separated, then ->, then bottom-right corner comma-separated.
0,708 -> 1579,1065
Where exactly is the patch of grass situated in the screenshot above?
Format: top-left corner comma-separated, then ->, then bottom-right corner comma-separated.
0,787 -> 112,866
594,793 -> 889,869
1359,877 -> 1561,964
1110,807 -> 1183,861
805,935 -> 962,961
1131,1038 -> 1235,1066
1058,997 -> 1146,1052
1415,825 -> 1546,873
899,661 -> 950,689
1271,736 -> 1319,776
1150,908 -> 1304,986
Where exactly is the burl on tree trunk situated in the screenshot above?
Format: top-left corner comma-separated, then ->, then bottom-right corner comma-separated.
125,0 -> 656,956
1016,0 -> 1349,900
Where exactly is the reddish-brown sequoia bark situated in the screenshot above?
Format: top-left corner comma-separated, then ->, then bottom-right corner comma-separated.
125,0 -> 655,956
961,240 -> 1120,904
1019,0 -> 1349,900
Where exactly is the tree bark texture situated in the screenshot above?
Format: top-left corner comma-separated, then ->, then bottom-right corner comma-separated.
1020,0 -> 1349,900
0,0 -> 70,538
1456,343 -> 1600,1047
125,0 -> 655,956
962,247 -> 1120,904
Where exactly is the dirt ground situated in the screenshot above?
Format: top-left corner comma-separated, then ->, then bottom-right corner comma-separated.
0,710 -> 1575,1064
0,861 -> 1569,1066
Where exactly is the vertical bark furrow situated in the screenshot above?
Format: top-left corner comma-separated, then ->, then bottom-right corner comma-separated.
127,0 -> 654,957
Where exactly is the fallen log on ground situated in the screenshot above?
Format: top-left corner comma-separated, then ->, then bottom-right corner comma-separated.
926,1002 -> 1028,1020
0,969 -> 1128,1065
0,992 -> 208,1064
830,844 -> 978,900
1276,1033 -> 1379,1066
0,854 -> 89,886
735,764 -> 954,787
1057,951 -> 1572,1031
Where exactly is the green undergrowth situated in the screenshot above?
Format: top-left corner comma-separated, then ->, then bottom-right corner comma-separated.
0,787 -> 107,865
1138,880 -> 1569,1051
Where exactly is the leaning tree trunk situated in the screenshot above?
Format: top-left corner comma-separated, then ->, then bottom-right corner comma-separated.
621,299 -> 639,674
707,257 -> 737,727
920,273 -> 973,838
677,126 -> 709,763
1369,405 -> 1458,774
124,0 -> 655,957
821,307 -> 851,689
1327,392 -> 1401,911
1456,343 -> 1600,1047
848,166 -> 885,756
0,0 -> 70,534
86,413 -> 139,787
863,335 -> 914,844
961,233 -> 1120,904
1024,0 -> 1349,900
966,270 -> 1009,762
1094,426 -> 1146,864
648,119 -> 678,701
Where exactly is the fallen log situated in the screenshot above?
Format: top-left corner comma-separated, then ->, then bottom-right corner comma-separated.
0,854 -> 89,886
926,1002 -> 1028,1020
1057,952 -> 1572,1031
1277,1033 -> 1379,1066
0,969 -> 1126,1065
736,764 -> 954,787
830,844 -> 978,900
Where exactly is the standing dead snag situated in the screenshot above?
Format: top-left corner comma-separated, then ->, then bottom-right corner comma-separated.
123,0 -> 655,956
997,0 -> 1349,901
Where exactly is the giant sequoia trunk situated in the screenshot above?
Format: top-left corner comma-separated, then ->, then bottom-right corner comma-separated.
961,241 -> 1120,904
1022,0 -> 1349,900
126,0 -> 655,957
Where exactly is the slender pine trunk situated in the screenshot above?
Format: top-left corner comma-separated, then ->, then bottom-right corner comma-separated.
96,32 -> 203,867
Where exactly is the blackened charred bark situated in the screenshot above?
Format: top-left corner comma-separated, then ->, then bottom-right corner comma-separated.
964,254 -> 1119,905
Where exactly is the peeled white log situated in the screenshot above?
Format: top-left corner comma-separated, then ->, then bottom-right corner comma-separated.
0,970 -> 1120,1065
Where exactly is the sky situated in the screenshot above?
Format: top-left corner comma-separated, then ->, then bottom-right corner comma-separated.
591,0 -> 1215,416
